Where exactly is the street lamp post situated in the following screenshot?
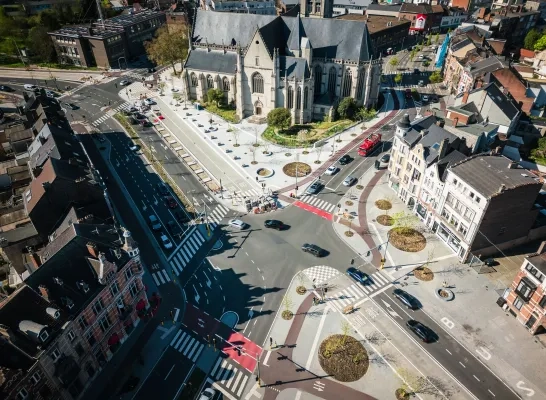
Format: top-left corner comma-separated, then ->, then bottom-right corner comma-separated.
380,231 -> 392,270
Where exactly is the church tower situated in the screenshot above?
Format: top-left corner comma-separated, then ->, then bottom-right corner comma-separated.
300,0 -> 333,18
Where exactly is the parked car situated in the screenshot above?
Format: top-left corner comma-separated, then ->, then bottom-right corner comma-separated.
24,84 -> 38,91
228,219 -> 247,229
338,154 -> 352,165
135,113 -> 147,120
347,267 -> 369,285
139,120 -> 151,127
45,90 -> 56,98
405,89 -> 412,99
164,196 -> 177,209
0,85 -> 13,92
129,117 -> 138,125
301,243 -> 325,257
418,54 -> 424,60
325,165 -> 339,175
148,67 -> 156,73
129,144 -> 140,152
144,98 -> 156,106
393,288 -> 418,310
413,68 -> 420,74
380,154 -> 390,164
148,215 -> 161,231
120,80 -> 130,86
264,220 -> 285,230
64,102 -> 78,110
343,176 -> 357,187
422,95 -> 429,102
174,210 -> 190,223
418,80 -> 425,87
305,180 -> 323,195
160,232 -> 173,250
406,320 -> 435,343
167,221 -> 182,237
157,182 -> 169,196
198,388 -> 215,400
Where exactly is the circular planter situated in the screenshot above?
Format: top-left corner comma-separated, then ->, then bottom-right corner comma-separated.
302,150 -> 309,155
257,168 -> 274,178
262,151 -> 273,156
296,286 -> 307,295
314,160 -> 321,164
414,266 -> 434,281
356,185 -> 364,190
345,200 -> 354,206
285,152 -> 292,157
283,162 -> 311,177
436,288 -> 454,301
345,231 -> 354,237
251,161 -> 258,165
282,310 -> 294,320
211,240 -> 223,251
318,334 -> 369,382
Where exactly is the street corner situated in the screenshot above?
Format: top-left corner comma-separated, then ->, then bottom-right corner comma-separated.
331,221 -> 373,265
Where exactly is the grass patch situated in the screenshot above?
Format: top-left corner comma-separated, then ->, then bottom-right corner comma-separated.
375,199 -> 392,210
262,119 -> 354,148
282,162 -> 311,177
414,266 -> 434,281
530,156 -> 546,166
203,103 -> 240,123
388,227 -> 426,252
377,214 -> 394,226
114,113 -> 194,212
318,334 -> 369,382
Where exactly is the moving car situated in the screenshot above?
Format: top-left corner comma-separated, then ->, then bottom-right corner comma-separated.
422,95 -> 429,102
418,80 -> 425,87
301,243 -> 325,257
157,183 -> 169,195
198,388 -> 216,400
0,85 -> 13,92
120,79 -> 130,86
129,144 -> 140,152
405,89 -> 412,99
325,165 -> 339,175
143,98 -> 156,106
380,154 -> 390,164
406,320 -> 435,343
148,215 -> 161,231
264,220 -> 284,230
164,196 -> 177,209
413,68 -> 420,74
305,180 -> 323,195
24,84 -> 38,91
64,102 -> 78,110
160,232 -> 173,249
338,154 -> 352,165
346,267 -> 369,285
343,176 -> 357,187
393,288 -> 418,310
229,219 -> 247,229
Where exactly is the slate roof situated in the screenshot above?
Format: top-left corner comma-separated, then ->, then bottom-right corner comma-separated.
448,154 -> 541,198
25,223 -> 129,316
29,124 -> 83,171
280,56 -> 310,78
466,56 -> 505,77
184,49 -> 237,75
191,10 -> 374,62
468,82 -> 519,121
437,150 -> 467,182
527,252 -> 546,274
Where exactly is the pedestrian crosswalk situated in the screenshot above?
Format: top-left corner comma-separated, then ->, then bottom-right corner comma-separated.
203,204 -> 230,229
170,329 -> 205,362
91,102 -> 133,126
168,227 -> 206,276
150,263 -> 172,287
300,195 -> 337,213
327,270 -> 392,312
210,357 -> 250,399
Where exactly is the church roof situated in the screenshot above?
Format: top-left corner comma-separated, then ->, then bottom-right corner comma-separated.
191,10 -> 374,62
280,56 -> 310,78
185,48 -> 237,75
287,14 -> 306,52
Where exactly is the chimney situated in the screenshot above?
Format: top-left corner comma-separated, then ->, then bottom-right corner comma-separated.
452,117 -> 459,127
498,183 -> 506,193
462,91 -> 469,104
537,241 -> 546,254
436,120 -> 445,127
38,135 -> 46,145
420,129 -> 429,138
39,285 -> 50,300
98,252 -> 107,283
508,161 -> 518,169
439,137 -> 450,159
87,242 -> 98,258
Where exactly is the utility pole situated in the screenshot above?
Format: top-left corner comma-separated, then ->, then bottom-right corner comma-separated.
95,0 -> 105,28
294,153 -> 299,198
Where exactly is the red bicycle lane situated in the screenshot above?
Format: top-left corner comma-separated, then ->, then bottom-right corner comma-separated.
260,294 -> 377,400
183,304 -> 262,372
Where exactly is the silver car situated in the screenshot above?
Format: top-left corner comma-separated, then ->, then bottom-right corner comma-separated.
343,176 -> 357,186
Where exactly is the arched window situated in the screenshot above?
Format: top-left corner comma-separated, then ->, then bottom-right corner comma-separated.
287,86 -> 294,109
222,77 -> 230,92
304,87 -> 309,109
296,87 -> 302,110
342,69 -> 352,98
190,73 -> 198,87
328,67 -> 337,96
356,70 -> 365,100
314,65 -> 322,95
206,75 -> 214,89
252,72 -> 264,93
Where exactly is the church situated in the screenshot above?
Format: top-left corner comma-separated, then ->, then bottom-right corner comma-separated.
182,2 -> 382,123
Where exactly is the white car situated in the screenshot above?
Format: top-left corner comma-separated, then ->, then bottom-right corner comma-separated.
418,54 -> 424,60
325,165 -> 339,175
24,84 -> 38,91
422,95 -> 429,102
120,79 -> 130,86
129,144 -> 140,151
46,90 -> 55,98
198,388 -> 215,400
143,98 -> 156,105
160,233 -> 173,249
228,219 -> 247,229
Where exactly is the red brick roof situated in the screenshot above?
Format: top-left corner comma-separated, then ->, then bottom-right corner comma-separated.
520,48 -> 535,59
492,68 -> 534,114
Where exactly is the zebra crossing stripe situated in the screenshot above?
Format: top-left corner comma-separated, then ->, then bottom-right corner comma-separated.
325,203 -> 336,212
225,367 -> 237,389
209,222 -> 217,229
178,334 -> 191,352
211,358 -> 222,377
194,232 -> 205,245
192,343 -> 204,362
346,285 -> 362,299
185,240 -> 197,255
180,248 -> 190,263
151,273 -> 160,286
237,375 -> 249,397
216,360 -> 228,379
176,252 -> 187,267
221,364 -> 234,382
171,258 -> 182,275
232,370 -> 243,391
174,332 -> 187,350
156,272 -> 166,285
187,341 -> 201,359
373,271 -> 391,285
170,329 -> 183,346
183,338 -> 195,356
368,279 -> 379,290
189,236 -> 199,250
218,204 -> 229,213
161,270 -> 171,282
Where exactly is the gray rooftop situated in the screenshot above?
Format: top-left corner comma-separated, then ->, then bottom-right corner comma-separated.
466,56 -> 505,77
468,82 -> 519,121
280,56 -> 310,78
527,252 -> 546,275
191,10 -> 373,61
448,154 -> 541,198
184,49 -> 237,75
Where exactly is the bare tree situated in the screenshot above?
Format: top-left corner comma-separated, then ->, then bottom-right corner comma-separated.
397,369 -> 453,399
391,211 -> 419,234
249,146 -> 257,164
282,293 -> 293,312
262,141 -> 271,154
340,320 -> 351,345
314,143 -> 325,163
365,331 -> 387,346
423,246 -> 435,268
231,129 -> 240,147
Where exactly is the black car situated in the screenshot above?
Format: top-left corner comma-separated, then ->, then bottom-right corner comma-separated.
167,221 -> 182,237
174,210 -> 190,223
406,320 -> 435,343
305,181 -> 323,195
339,154 -> 352,165
380,154 -> 390,164
0,85 -> 13,92
264,220 -> 284,230
157,182 -> 169,196
413,68 -> 420,74
393,288 -> 417,309
302,243 -> 325,257
148,67 -> 156,73
129,117 -> 138,125
347,267 -> 369,285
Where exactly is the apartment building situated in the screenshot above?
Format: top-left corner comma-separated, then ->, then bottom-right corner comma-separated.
0,0 -> 80,16
0,225 -> 146,400
388,114 -> 468,209
505,242 -> 546,334
200,0 -> 277,14
48,10 -> 166,68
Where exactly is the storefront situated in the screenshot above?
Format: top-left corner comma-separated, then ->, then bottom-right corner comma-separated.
433,222 -> 467,259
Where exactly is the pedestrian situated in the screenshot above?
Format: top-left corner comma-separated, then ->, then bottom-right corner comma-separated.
270,337 -> 273,347
256,176 -> 259,182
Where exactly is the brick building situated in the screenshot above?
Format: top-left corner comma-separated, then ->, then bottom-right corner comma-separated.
48,10 -> 166,69
505,242 -> 546,334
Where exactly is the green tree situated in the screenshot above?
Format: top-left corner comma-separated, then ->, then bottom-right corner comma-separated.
207,88 -> 224,107
531,137 -> 546,164
337,97 -> 357,120
409,49 -> 417,62
429,71 -> 443,84
394,73 -> 403,84
357,107 -> 377,122
434,33 -> 440,44
524,29 -> 541,51
426,36 -> 431,46
28,26 -> 57,63
391,211 -> 419,235
534,35 -> 546,51
145,25 -> 189,75
267,107 -> 291,132
389,57 -> 399,67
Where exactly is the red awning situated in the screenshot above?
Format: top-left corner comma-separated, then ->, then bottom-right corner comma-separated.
136,299 -> 146,311
108,333 -> 120,346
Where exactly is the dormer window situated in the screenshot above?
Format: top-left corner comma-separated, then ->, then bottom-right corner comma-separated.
30,371 -> 42,385
77,281 -> 90,293
53,277 -> 63,286
62,297 -> 74,310
39,330 -> 49,342
51,348 -> 61,361
17,388 -> 28,400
